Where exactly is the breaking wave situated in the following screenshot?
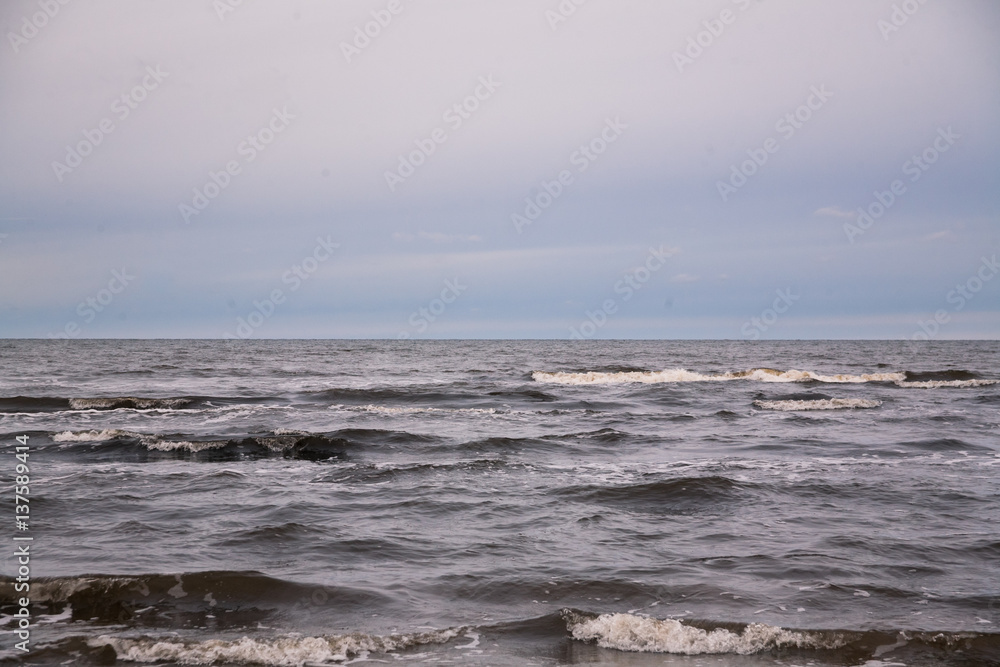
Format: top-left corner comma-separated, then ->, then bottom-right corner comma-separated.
67,397 -> 193,410
48,428 -> 432,460
53,428 -> 138,442
0,395 -> 203,414
533,368 -> 998,388
753,398 -> 882,411
563,611 -> 848,654
332,404 -> 503,415
53,429 -> 284,453
895,378 -> 998,388
532,368 -> 907,385
88,629 -> 464,666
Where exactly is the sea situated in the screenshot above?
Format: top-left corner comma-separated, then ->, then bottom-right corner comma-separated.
0,339 -> 998,666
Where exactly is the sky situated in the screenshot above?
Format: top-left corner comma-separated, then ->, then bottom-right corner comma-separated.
1,0 -> 998,339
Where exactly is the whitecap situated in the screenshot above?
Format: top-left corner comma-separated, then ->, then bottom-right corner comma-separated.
565,612 -> 847,655
532,368 -> 906,385
89,627 -> 463,665
753,398 -> 882,411
53,429 -> 140,442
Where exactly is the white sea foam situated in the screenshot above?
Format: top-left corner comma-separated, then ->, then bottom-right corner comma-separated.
532,368 -> 907,385
52,429 -> 228,452
895,379 -> 997,388
68,397 -> 191,410
332,404 -> 501,415
142,439 -> 228,453
533,368 -> 1000,389
90,628 -> 462,665
34,605 -> 73,624
753,398 -> 882,411
53,429 -> 139,442
565,612 -> 846,655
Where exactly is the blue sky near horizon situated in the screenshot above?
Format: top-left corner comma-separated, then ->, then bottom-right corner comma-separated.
1,0 -> 998,339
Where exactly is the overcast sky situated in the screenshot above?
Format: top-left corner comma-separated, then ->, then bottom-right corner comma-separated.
1,0 -> 998,339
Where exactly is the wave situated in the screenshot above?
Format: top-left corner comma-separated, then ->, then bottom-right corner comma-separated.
52,428 -> 261,454
561,610 -> 1000,660
310,386 -> 558,405
68,397 -> 193,410
0,394 -> 285,414
48,428 -> 434,460
533,368 -> 998,389
53,429 -> 291,454
315,459 -> 511,485
6,592 -> 999,665
563,610 -> 847,654
88,628 -> 465,665
532,368 -> 907,385
557,475 -> 749,514
898,437 -> 988,452
53,428 -> 138,442
0,395 -> 205,414
0,571 -> 391,627
895,378 -> 997,388
903,370 -> 982,382
754,398 -> 882,411
0,396 -> 72,412
1,387 -> 563,415
333,403 -> 503,415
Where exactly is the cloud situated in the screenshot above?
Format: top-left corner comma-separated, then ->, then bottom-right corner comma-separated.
669,273 -> 699,284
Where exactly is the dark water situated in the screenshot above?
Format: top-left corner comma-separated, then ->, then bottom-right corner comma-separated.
1,339 -> 998,666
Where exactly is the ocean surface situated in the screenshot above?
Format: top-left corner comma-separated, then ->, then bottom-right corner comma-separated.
1,339 -> 998,666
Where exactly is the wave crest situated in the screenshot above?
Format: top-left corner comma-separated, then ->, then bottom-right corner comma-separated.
564,611 -> 848,655
333,404 -> 502,415
90,628 -> 463,665
46,428 -> 437,460
53,430 -> 233,452
53,429 -> 139,442
895,379 -> 997,388
753,398 -> 882,411
68,397 -> 193,410
532,368 -> 906,385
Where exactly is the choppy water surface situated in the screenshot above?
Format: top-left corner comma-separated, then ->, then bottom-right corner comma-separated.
1,339 -> 998,666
